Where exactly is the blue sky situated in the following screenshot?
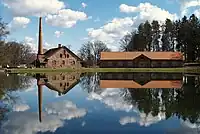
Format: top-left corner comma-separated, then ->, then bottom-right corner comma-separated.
0,0 -> 200,53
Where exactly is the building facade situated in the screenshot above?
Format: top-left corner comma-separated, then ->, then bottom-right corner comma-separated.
35,44 -> 82,68
99,52 -> 183,68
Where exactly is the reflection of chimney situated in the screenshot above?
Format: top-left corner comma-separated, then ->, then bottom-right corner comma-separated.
37,79 -> 43,123
58,44 -> 62,48
38,17 -> 43,55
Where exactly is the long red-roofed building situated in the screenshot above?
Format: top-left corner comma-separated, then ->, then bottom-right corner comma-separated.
99,51 -> 184,68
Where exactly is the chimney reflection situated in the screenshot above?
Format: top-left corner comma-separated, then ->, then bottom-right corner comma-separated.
35,72 -> 81,122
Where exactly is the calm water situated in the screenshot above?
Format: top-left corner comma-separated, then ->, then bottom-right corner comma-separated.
0,72 -> 200,134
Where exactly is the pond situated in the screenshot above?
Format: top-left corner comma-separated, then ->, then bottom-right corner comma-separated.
0,72 -> 200,134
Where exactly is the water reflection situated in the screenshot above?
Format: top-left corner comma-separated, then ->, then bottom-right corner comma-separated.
100,72 -> 183,88
34,72 -> 82,96
33,72 -> 83,122
80,72 -> 200,130
0,72 -> 200,133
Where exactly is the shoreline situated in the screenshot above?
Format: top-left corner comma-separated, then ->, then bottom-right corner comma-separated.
4,67 -> 200,74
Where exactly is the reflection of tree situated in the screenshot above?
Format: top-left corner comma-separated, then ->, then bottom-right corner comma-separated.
0,73 -> 32,124
127,75 -> 200,126
0,73 -> 32,92
79,72 -> 101,93
83,73 -> 200,127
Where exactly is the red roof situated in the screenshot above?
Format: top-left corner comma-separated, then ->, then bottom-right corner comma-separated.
100,52 -> 183,60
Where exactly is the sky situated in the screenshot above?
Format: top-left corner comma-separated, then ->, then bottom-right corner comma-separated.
0,0 -> 200,53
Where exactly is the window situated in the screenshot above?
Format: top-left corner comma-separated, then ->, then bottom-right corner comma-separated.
52,60 -> 56,65
108,61 -> 112,66
70,60 -> 75,65
62,76 -> 65,80
62,60 -> 65,65
60,83 -> 62,87
52,76 -> 56,80
67,54 -> 69,58
128,61 -> 132,66
60,54 -> 62,58
67,83 -> 69,86
117,62 -> 123,67
69,76 -> 75,81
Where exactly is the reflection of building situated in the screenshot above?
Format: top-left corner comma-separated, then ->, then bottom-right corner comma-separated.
100,72 -> 183,89
35,72 -> 81,122
34,17 -> 82,68
100,52 -> 183,68
44,73 -> 81,96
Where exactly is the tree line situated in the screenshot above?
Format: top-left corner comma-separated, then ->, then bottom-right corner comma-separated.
120,14 -> 200,62
0,17 -> 35,67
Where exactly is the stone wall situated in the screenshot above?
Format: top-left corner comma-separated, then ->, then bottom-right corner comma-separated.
45,48 -> 82,68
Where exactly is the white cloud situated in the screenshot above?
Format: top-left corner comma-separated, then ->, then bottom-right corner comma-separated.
0,111 -> 64,134
168,119 -> 200,134
13,103 -> 30,112
24,36 -> 37,53
1,100 -> 87,134
87,2 -> 177,51
9,17 -> 30,30
81,2 -> 87,8
44,42 -> 54,48
45,100 -> 87,120
119,3 -> 177,21
87,88 -> 136,112
81,121 -> 86,127
45,9 -> 88,28
178,0 -> 200,16
2,0 -> 65,17
94,17 -> 100,22
119,4 -> 137,13
54,31 -> 64,38
88,17 -> 134,50
80,37 -> 89,41
119,116 -> 137,125
194,9 -> 200,17
24,36 -> 55,52
119,112 -> 166,127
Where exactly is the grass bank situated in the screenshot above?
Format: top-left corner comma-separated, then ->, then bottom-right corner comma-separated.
5,67 -> 200,74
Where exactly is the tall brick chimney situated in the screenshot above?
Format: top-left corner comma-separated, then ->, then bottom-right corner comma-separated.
38,17 -> 43,55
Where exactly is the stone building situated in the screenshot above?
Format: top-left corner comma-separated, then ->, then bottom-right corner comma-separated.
34,17 -> 82,68
99,52 -> 183,68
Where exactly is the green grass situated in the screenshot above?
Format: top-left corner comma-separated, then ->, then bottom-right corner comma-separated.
5,67 -> 200,74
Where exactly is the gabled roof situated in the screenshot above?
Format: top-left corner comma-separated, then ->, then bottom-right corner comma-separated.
44,46 -> 82,61
100,51 -> 183,60
45,80 -> 80,95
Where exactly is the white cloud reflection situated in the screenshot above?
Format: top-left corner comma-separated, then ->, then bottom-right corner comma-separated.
13,103 -> 30,112
119,112 -> 166,126
45,100 -> 87,120
1,100 -> 87,134
87,88 -> 136,112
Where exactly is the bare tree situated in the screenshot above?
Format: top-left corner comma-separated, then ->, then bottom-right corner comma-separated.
78,40 -> 110,67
